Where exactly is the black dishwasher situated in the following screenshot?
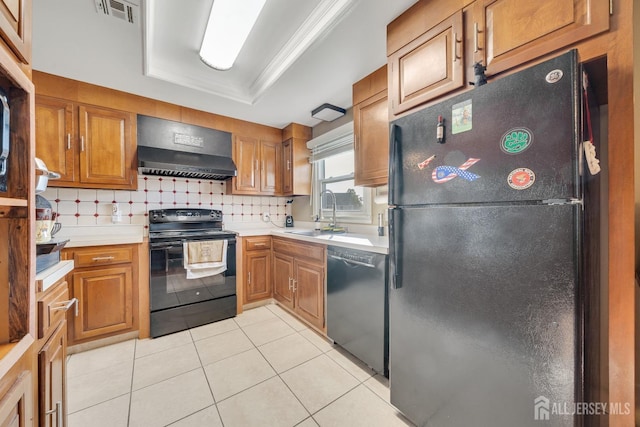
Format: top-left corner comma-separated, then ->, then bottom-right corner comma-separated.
327,245 -> 388,376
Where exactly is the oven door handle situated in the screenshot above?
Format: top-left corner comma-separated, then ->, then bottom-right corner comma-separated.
150,241 -> 183,249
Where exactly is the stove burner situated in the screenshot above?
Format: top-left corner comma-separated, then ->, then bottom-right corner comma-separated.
149,208 -> 223,224
148,208 -> 235,242
149,229 -> 235,239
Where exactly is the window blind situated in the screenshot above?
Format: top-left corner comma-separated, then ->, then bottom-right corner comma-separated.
307,122 -> 354,163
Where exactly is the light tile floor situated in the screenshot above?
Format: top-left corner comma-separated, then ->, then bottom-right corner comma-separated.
67,304 -> 414,427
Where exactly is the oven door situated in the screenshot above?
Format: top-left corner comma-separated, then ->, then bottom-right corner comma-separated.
149,237 -> 236,313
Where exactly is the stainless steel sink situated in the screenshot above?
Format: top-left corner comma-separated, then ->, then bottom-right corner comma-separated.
285,228 -> 347,236
285,229 -> 321,236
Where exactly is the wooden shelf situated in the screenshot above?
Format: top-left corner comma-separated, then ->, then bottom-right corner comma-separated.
0,198 -> 28,219
0,197 -> 28,207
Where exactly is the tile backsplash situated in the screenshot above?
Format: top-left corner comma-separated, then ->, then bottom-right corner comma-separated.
40,175 -> 290,228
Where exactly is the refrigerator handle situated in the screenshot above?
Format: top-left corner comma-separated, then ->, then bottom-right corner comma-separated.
388,124 -> 398,205
388,207 -> 401,289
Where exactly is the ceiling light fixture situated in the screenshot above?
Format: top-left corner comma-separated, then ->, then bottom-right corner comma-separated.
199,0 -> 267,71
311,103 -> 347,122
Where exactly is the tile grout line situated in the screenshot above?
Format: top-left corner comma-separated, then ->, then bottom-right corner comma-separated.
68,305 -> 391,427
186,328 -> 226,427
65,392 -> 131,417
235,307 -> 378,423
126,340 -> 137,427
244,331 -> 314,422
231,306 -> 380,422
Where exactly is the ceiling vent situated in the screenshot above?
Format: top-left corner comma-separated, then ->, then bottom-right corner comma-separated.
95,0 -> 139,25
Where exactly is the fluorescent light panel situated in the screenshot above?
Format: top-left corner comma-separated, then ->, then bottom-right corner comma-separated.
199,0 -> 266,71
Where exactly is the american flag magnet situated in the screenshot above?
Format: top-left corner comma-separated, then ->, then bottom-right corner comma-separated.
432,158 -> 481,183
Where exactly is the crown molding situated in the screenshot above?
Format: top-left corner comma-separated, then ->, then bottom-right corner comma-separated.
142,0 -> 359,105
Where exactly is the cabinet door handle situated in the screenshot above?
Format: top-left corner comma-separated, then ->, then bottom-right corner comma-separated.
67,133 -> 71,150
92,256 -> 115,261
292,279 -> 297,292
254,243 -> 265,246
287,160 -> 290,171
473,23 -> 479,53
80,136 -> 85,151
46,401 -> 63,426
452,32 -> 460,62
52,297 -> 78,316
248,271 -> 251,284
288,277 -> 292,290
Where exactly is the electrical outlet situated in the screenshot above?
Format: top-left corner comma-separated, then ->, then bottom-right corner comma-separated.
262,212 -> 270,222
111,202 -> 122,223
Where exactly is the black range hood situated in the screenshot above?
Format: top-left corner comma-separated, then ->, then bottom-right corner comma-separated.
137,115 -> 237,180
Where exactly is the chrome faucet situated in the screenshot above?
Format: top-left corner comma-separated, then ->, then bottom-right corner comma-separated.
320,189 -> 337,229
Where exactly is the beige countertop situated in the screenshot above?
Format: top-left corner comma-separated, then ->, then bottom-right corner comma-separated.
53,222 -> 388,254
55,225 -> 145,248
35,260 -> 74,293
226,222 -> 388,254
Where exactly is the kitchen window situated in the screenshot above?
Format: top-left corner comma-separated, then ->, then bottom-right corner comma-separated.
309,123 -> 371,224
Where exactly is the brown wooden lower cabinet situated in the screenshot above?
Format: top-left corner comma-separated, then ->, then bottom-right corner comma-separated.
272,237 -> 325,330
0,371 -> 32,427
272,252 -> 294,309
38,321 -> 66,427
71,265 -> 133,342
35,275 -> 75,427
243,236 -> 272,304
63,244 -> 138,345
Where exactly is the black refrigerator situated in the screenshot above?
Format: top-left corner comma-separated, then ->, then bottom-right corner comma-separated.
388,50 -> 593,426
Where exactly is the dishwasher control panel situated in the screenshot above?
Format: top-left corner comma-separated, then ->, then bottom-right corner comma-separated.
327,247 -> 377,265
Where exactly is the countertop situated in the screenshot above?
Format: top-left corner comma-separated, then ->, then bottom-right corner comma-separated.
55,225 -> 145,248
227,222 -> 388,254
35,260 -> 74,293
52,222 -> 387,254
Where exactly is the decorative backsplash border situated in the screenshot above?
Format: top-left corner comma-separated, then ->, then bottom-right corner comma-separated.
40,175 -> 290,228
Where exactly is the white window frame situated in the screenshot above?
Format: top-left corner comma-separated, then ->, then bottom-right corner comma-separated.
308,123 -> 372,224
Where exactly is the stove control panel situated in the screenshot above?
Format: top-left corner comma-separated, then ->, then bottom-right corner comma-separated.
149,208 -> 223,223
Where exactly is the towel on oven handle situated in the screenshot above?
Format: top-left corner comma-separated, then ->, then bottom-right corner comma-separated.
183,240 -> 228,279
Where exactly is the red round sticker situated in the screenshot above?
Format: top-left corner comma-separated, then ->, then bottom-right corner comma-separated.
507,168 -> 535,190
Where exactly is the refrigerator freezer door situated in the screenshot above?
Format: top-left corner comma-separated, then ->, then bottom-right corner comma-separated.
389,50 -> 581,207
389,204 -> 580,426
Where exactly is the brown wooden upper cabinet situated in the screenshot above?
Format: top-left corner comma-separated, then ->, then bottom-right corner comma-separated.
353,65 -> 389,187
388,11 -> 464,116
387,0 -> 610,117
35,96 -> 76,184
229,135 -> 281,195
281,123 -> 311,196
479,0 -> 610,75
281,138 -> 311,196
0,0 -> 31,64
35,95 -> 137,190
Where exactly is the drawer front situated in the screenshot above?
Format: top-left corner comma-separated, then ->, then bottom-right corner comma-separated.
72,246 -> 133,268
273,238 -> 324,263
37,281 -> 70,340
245,236 -> 271,251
